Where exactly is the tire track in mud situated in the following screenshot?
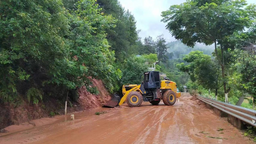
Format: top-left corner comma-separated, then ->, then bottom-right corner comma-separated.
91,107 -> 156,144
33,105 -> 159,144
135,106 -> 170,143
134,105 -> 176,144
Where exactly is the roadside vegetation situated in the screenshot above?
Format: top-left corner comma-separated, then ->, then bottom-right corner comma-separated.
0,0 -> 167,106
162,0 -> 256,109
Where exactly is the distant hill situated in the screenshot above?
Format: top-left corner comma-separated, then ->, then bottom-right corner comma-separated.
167,41 -> 214,59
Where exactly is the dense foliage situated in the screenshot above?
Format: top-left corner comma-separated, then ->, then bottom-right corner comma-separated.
97,0 -> 138,61
162,0 -> 256,107
0,0 -> 140,104
0,0 -> 165,105
1,0 -> 71,103
157,41 -> 214,91
177,51 -> 219,95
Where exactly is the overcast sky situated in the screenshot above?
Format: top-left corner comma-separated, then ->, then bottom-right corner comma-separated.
119,0 -> 256,42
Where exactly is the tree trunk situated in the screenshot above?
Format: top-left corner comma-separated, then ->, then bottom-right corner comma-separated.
65,92 -> 69,122
214,41 -> 219,101
236,96 -> 245,106
225,93 -> 228,103
215,88 -> 218,100
220,46 -> 227,94
253,97 -> 255,109
214,41 -> 218,58
220,45 -> 230,103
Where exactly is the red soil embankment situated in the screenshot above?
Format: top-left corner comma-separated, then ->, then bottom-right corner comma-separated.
0,79 -> 111,130
77,79 -> 111,109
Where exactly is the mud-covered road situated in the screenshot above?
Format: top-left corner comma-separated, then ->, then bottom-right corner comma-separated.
0,93 -> 253,144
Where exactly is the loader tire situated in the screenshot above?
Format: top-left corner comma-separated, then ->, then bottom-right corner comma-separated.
126,91 -> 143,107
150,101 -> 160,105
163,90 -> 176,106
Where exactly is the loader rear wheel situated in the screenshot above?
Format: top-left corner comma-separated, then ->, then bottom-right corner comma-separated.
163,90 -> 176,106
126,91 -> 143,107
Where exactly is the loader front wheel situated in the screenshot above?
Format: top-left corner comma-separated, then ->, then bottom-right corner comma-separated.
126,91 -> 143,107
163,90 -> 176,106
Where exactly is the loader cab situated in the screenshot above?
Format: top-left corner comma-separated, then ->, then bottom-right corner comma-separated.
143,71 -> 160,90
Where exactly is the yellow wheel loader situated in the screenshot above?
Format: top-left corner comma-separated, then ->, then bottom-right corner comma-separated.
104,71 -> 181,107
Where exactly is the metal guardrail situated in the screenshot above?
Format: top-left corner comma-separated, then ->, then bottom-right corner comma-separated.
197,95 -> 256,127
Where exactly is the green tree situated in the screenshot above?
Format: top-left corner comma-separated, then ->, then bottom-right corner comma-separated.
63,0 -> 80,10
97,0 -> 138,60
142,53 -> 158,66
64,0 -> 121,93
141,36 -> 156,55
228,23 -> 256,105
120,56 -> 147,85
230,49 -> 256,105
177,51 -> 219,96
0,0 -> 122,104
119,54 -> 159,85
162,0 -> 256,98
0,0 -> 69,103
156,36 -> 168,63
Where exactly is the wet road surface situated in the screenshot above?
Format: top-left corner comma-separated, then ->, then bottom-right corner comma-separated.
0,93 -> 253,144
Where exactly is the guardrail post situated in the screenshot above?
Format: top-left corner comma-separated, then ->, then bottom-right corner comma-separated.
213,108 -> 227,117
228,115 -> 245,129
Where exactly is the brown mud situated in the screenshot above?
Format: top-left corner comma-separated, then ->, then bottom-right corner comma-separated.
0,93 -> 253,144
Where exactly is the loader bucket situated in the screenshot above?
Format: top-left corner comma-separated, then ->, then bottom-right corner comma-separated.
103,94 -> 120,108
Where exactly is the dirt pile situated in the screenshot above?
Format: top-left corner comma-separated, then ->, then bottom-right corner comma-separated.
190,95 -> 198,101
77,79 -> 111,109
187,93 -> 206,107
0,79 -> 111,130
